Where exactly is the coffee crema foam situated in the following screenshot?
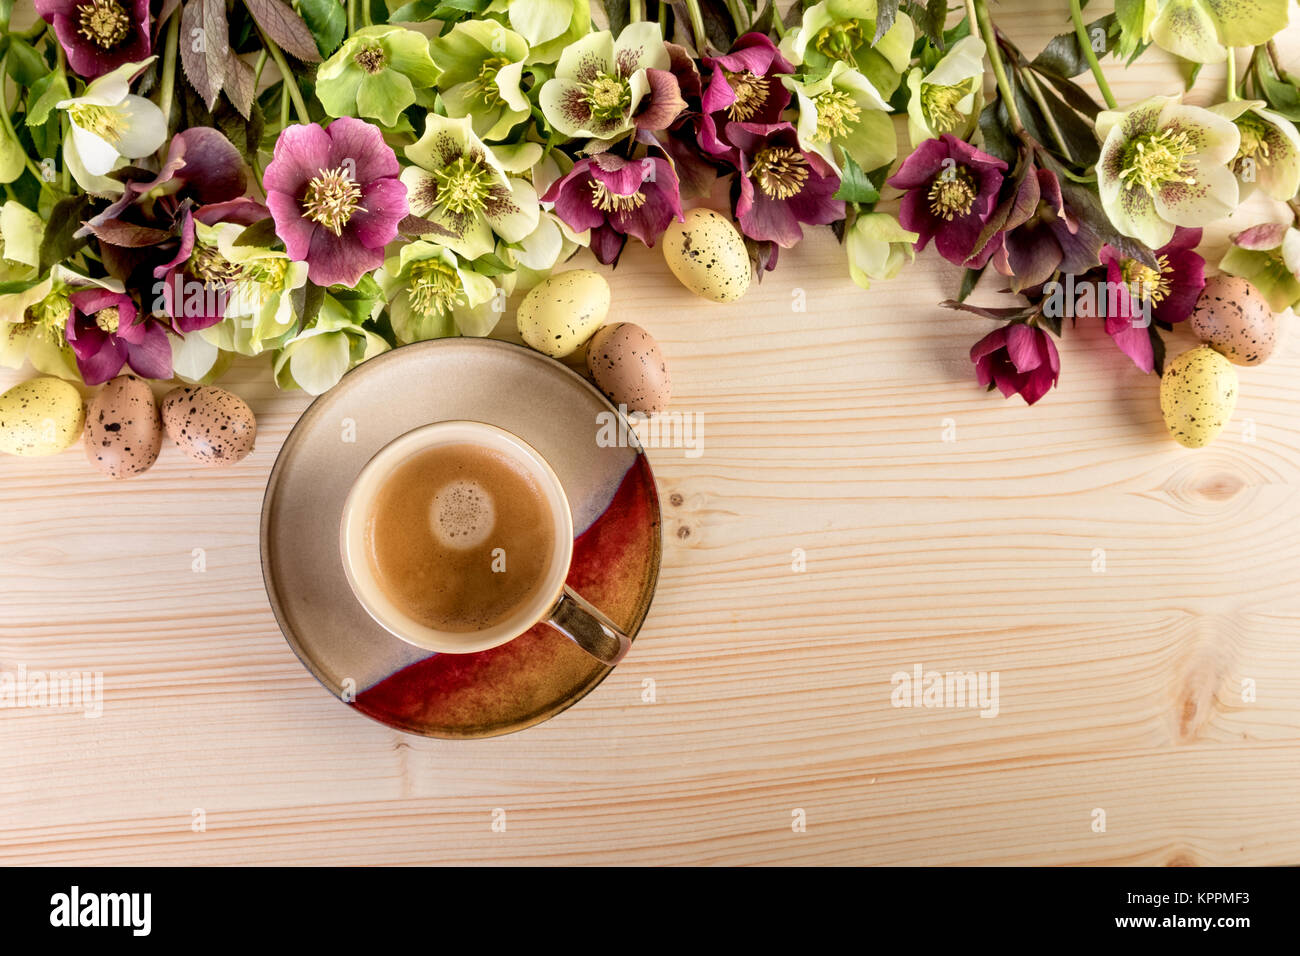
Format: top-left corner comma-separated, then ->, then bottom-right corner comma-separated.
365,442 -> 556,633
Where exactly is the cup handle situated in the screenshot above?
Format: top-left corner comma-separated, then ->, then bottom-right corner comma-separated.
546,586 -> 632,666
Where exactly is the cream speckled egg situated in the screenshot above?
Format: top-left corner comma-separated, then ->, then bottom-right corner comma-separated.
1189,274 -> 1277,366
161,385 -> 256,466
1160,346 -> 1238,448
587,322 -> 671,415
662,208 -> 751,303
0,378 -> 84,457
84,375 -> 162,478
517,269 -> 610,358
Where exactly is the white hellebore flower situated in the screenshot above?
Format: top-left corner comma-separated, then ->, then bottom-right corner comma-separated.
57,58 -> 165,191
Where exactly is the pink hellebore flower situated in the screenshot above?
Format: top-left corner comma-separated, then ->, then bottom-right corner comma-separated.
543,154 -> 684,265
697,33 -> 795,162
263,117 -> 408,288
34,0 -> 150,79
970,323 -> 1060,406
728,121 -> 843,248
65,289 -> 171,385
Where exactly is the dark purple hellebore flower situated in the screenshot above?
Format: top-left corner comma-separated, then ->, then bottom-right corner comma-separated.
1092,226 -> 1205,373
887,134 -> 1008,267
35,0 -> 150,78
970,323 -> 1060,406
65,289 -> 171,385
543,154 -> 684,265
989,165 -> 1100,291
263,117 -> 408,288
728,122 -> 843,248
695,34 -> 796,165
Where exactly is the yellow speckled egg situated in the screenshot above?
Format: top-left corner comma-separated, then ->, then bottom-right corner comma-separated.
1189,274 -> 1277,366
517,269 -> 610,358
0,378 -> 85,456
662,208 -> 751,303
1160,346 -> 1238,448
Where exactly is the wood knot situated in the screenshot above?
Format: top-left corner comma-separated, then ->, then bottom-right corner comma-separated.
676,524 -> 691,539
669,492 -> 684,507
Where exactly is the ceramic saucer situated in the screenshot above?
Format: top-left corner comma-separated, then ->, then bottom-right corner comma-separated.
260,338 -> 661,738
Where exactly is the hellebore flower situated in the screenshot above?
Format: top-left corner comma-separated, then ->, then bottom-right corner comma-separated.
57,58 -> 165,192
273,294 -> 390,395
486,0 -> 590,65
1096,95 -> 1239,250
65,288 -> 171,384
316,26 -> 440,129
429,20 -> 531,141
1094,226 -> 1206,372
35,0 -> 150,79
970,323 -> 1060,406
538,22 -> 671,140
401,113 -> 538,261
887,133 -> 1008,267
779,0 -> 914,98
1219,221 -> 1300,312
905,35 -> 985,146
988,164 -> 1100,292
1145,0 -> 1289,64
728,122 -> 844,247
543,154 -> 683,265
376,242 -> 502,343
845,212 -> 917,290
784,60 -> 894,175
1,268 -> 123,379
697,33 -> 795,161
1208,99 -> 1300,201
264,117 -> 408,288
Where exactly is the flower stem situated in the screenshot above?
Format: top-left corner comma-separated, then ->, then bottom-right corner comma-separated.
0,53 -> 59,194
361,0 -> 372,27
1225,45 -> 1238,100
1069,0 -> 1116,109
973,0 -> 1024,133
629,0 -> 644,22
724,0 -> 748,34
770,8 -> 786,39
157,10 -> 180,124
683,0 -> 708,53
259,26 -> 310,124
55,43 -> 70,190
347,0 -> 356,35
1019,65 -> 1072,162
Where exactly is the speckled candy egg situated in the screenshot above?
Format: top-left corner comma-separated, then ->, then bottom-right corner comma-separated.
587,322 -> 671,415
1189,274 -> 1277,366
0,377 -> 84,456
517,269 -> 611,358
161,385 -> 256,466
84,375 -> 162,478
662,208 -> 751,303
1160,346 -> 1238,448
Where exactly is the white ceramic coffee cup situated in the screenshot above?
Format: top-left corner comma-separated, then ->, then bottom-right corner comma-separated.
339,420 -> 631,665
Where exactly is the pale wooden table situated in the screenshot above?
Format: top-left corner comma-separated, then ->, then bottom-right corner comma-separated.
3,1 -> 1299,865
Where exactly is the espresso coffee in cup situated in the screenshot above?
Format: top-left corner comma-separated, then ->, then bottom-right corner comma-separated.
365,442 -> 555,633
340,421 -> 632,665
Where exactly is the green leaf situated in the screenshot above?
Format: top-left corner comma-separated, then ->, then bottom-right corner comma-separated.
234,217 -> 280,248
873,0 -> 900,45
39,195 -> 94,273
603,0 -> 630,36
0,0 -> 14,32
25,71 -> 70,128
180,0 -> 230,111
832,154 -> 881,204
1181,58 -> 1203,92
5,38 -> 47,86
902,0 -> 946,49
1031,14 -> 1116,78
978,99 -> 1018,166
1254,51 -> 1300,121
243,0 -> 322,62
296,0 -> 347,57
957,264 -> 985,302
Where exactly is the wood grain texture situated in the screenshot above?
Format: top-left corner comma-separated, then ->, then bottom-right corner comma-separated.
2,1 -> 1300,866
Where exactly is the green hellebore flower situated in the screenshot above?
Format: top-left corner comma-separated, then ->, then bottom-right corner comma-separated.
401,113 -> 540,261
905,35 -> 985,146
195,221 -> 309,356
779,0 -> 914,98
1144,0 -> 1290,64
317,26 -> 440,128
486,0 -> 591,65
1207,99 -> 1300,202
0,266 -> 115,379
0,202 -> 44,283
430,20 -> 531,142
784,60 -> 895,176
376,241 -> 503,343
1219,223 -> 1300,312
846,211 -> 917,290
1096,95 -> 1239,250
273,294 -> 389,395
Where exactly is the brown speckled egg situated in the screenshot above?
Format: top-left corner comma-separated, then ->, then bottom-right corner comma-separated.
84,375 -> 162,478
1190,274 -> 1277,366
586,323 -> 671,415
161,385 -> 256,466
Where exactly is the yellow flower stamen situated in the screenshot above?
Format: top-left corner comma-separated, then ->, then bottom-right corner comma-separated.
750,146 -> 810,200
303,167 -> 366,236
1121,254 -> 1172,304
726,71 -> 770,122
927,166 -> 976,220
1119,128 -> 1197,194
813,89 -> 861,142
590,179 -> 646,213
76,0 -> 131,49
